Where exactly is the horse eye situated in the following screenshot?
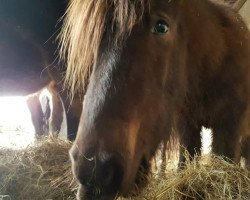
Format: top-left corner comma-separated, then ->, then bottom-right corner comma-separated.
151,20 -> 169,35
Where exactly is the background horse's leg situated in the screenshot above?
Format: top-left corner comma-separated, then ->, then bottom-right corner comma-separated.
26,94 -> 45,137
59,91 -> 82,141
39,81 -> 68,138
177,117 -> 202,166
242,136 -> 250,166
211,100 -> 249,163
212,125 -> 241,162
40,95 -> 50,134
46,81 -> 64,137
236,109 -> 250,166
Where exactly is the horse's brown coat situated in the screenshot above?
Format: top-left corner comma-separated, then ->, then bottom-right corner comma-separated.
61,0 -> 250,199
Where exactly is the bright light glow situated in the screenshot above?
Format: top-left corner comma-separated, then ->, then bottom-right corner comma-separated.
0,96 -> 35,149
201,127 -> 212,155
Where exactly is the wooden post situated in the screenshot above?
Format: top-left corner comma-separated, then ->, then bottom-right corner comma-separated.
233,0 -> 247,11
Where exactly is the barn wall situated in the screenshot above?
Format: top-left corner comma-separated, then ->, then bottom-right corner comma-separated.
240,1 -> 250,28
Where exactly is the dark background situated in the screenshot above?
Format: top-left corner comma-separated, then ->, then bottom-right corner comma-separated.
0,0 -> 68,95
0,0 -> 67,50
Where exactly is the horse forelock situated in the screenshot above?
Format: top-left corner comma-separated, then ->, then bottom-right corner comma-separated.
59,0 -> 149,97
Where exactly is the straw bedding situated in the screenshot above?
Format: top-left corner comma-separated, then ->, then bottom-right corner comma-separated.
125,155 -> 250,200
0,138 -> 77,200
1,138 -> 250,200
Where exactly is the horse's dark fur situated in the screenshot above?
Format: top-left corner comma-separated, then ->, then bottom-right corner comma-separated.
62,0 -> 250,199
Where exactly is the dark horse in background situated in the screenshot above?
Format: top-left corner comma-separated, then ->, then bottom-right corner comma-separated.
0,0 -> 81,139
60,0 -> 250,199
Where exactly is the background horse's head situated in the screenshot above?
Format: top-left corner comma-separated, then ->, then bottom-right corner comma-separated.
60,0 -> 243,199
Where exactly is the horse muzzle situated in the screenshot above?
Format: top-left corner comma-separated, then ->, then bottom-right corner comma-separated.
70,146 -> 124,200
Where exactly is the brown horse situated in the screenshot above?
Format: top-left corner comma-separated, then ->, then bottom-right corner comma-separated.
0,0 -> 82,139
60,0 -> 250,199
0,19 -> 56,136
26,81 -> 67,138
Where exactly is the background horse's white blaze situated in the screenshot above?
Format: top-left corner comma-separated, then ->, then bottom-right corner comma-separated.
0,96 -> 35,149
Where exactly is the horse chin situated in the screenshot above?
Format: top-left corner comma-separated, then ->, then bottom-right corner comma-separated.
76,156 -> 151,200
77,184 -> 118,200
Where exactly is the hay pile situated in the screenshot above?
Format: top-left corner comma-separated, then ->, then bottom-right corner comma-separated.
0,138 -> 77,200
126,155 -> 250,200
1,138 -> 250,200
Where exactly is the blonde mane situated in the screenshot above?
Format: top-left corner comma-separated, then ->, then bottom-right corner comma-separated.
59,0 -> 149,96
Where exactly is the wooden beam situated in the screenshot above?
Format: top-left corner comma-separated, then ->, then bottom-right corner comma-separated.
233,0 -> 247,11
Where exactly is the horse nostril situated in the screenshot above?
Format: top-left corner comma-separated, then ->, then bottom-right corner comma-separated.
71,148 -> 124,197
99,158 -> 123,189
94,154 -> 124,195
69,146 -> 97,187
102,164 -> 115,186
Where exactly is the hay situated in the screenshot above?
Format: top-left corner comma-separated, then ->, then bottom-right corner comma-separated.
1,138 -> 250,200
124,155 -> 250,200
0,137 -> 77,200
